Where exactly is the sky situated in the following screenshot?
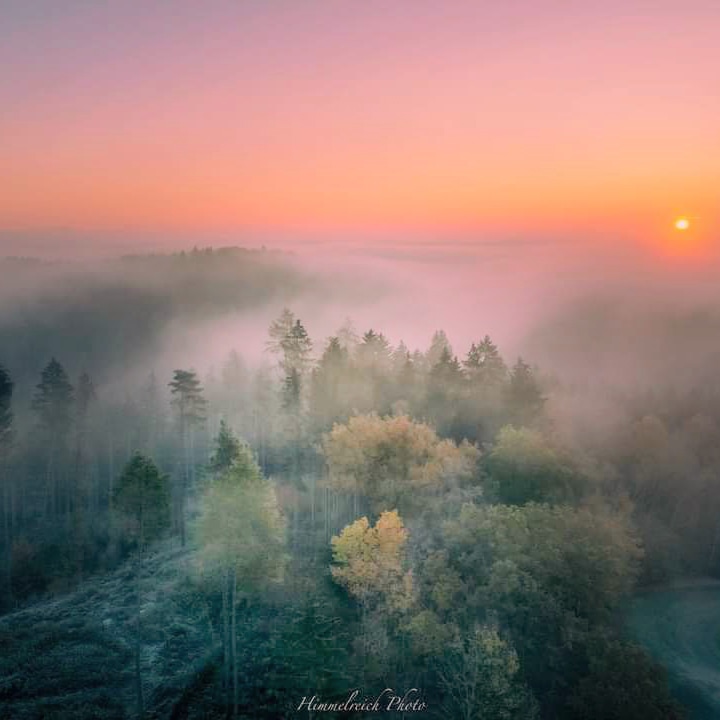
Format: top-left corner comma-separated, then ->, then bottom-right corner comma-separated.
1,0 -> 718,257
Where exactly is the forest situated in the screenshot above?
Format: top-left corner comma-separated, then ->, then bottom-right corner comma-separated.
1,248 -> 719,719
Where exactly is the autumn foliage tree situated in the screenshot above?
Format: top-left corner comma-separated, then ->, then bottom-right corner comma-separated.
331,510 -> 414,615
331,510 -> 414,675
321,414 -> 479,516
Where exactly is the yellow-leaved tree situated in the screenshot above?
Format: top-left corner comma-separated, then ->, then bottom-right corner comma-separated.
322,414 -> 479,515
331,510 -> 413,613
331,510 -> 414,672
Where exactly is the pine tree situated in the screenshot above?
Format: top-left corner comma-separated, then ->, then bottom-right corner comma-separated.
356,330 -> 392,371
0,364 -> 14,604
113,453 -> 171,718
336,317 -> 360,353
284,319 -> 313,374
33,358 -> 75,435
0,365 -> 12,452
426,330 -> 453,368
310,337 -> 350,431
33,358 -> 75,515
464,335 -> 508,386
72,372 -> 96,579
169,369 -> 207,545
266,307 -> 296,356
210,420 -> 242,475
507,358 -> 545,427
427,348 -> 465,438
250,364 -> 277,473
113,453 -> 171,550
137,371 -> 164,456
391,340 -> 411,375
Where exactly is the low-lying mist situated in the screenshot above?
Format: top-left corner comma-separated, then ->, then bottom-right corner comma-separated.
2,233 -> 720,408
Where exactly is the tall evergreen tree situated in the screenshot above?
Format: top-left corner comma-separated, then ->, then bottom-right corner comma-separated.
33,358 -> 75,515
33,358 -> 75,435
72,372 -> 96,578
266,307 -> 296,357
336,317 -> 360,353
426,330 -> 453,368
113,453 -> 171,718
507,358 -> 545,428
137,371 -> 164,456
0,364 -> 14,604
284,319 -> 313,374
427,348 -> 466,438
464,335 -> 508,387
356,330 -> 392,371
209,420 -> 242,475
0,364 -> 12,452
310,337 -> 350,431
169,369 -> 207,545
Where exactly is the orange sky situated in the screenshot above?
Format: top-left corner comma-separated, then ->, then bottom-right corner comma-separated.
1,1 -> 718,247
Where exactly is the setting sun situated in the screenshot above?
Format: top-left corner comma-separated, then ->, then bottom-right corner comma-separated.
675,217 -> 690,231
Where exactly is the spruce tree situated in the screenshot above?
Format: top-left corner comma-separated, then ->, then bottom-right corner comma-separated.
210,420 -> 242,475
0,364 -> 14,603
33,358 -> 74,515
169,369 -> 207,545
113,453 -> 171,718
0,364 -> 12,452
464,335 -> 508,386
507,358 -> 545,427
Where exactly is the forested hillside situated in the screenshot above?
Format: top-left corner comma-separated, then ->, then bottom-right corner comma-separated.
3,252 -> 720,718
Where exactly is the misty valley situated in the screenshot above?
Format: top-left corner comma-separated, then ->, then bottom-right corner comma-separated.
1,248 -> 719,719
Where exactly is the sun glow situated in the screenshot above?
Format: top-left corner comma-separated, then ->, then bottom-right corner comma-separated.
675,217 -> 690,231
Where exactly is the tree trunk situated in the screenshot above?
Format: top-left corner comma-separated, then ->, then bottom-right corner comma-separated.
2,461 -> 12,606
135,556 -> 145,718
232,567 -> 238,719
222,569 -> 230,704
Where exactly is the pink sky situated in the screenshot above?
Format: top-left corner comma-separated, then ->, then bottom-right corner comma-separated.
1,0 -> 718,254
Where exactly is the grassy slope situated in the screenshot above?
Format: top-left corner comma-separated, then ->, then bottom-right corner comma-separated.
627,582 -> 720,720
0,544 -> 216,719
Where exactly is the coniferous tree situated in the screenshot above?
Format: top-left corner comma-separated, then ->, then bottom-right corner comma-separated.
507,358 -> 545,428
169,369 -> 207,545
220,350 -> 249,427
427,348 -> 465,438
33,358 -> 75,515
355,330 -> 393,413
336,317 -> 360,353
210,420 -> 242,475
310,337 -> 351,431
284,319 -> 313,374
75,372 -> 96,482
137,371 -> 164,457
72,372 -> 96,579
356,330 -> 392,371
0,364 -> 12,453
113,453 -> 171,718
250,363 -> 277,473
464,335 -> 508,387
462,336 -> 509,443
266,307 -> 296,358
0,364 -> 14,603
426,329 -> 453,369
